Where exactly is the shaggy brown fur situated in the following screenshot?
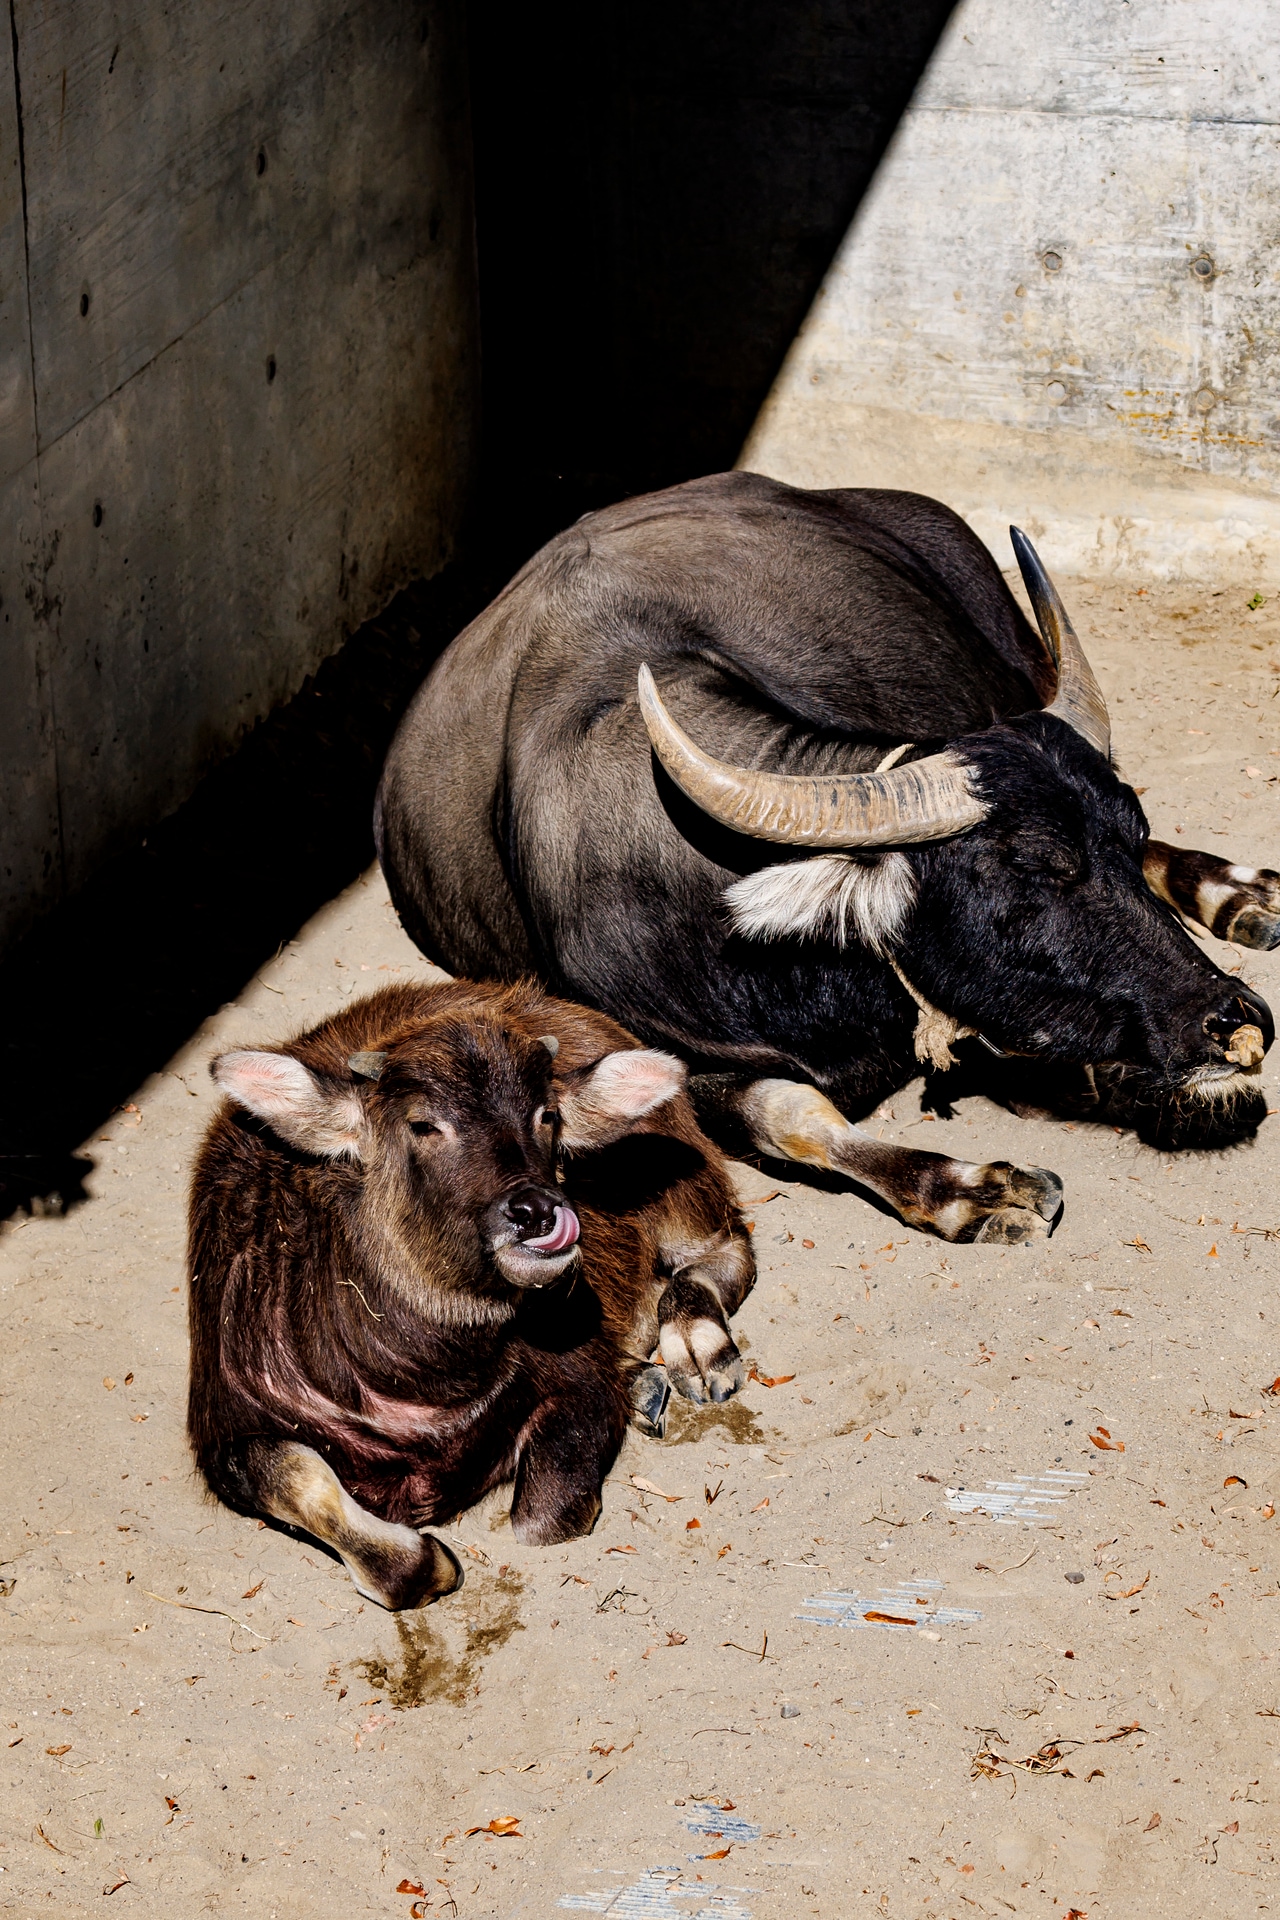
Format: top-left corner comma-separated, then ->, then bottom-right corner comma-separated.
188,979 -> 753,1608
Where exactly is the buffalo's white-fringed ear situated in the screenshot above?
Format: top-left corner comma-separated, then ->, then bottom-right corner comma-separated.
557,1048 -> 686,1149
723,851 -> 916,955
212,1050 -> 366,1159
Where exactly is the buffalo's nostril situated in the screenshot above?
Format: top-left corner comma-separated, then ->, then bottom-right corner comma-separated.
1204,984 -> 1274,1057
504,1186 -> 558,1241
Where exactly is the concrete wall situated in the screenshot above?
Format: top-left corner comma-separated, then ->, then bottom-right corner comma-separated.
742,0 -> 1280,588
0,0 -> 477,960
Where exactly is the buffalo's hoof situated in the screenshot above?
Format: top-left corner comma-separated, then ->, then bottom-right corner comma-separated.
969,1205 -> 1051,1246
630,1364 -> 671,1438
1226,904 -> 1280,952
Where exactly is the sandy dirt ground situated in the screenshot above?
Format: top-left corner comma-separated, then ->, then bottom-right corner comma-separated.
4,578 -> 1280,1920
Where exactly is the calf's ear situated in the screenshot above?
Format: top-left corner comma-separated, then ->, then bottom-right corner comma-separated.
557,1048 -> 686,1149
212,1050 -> 365,1159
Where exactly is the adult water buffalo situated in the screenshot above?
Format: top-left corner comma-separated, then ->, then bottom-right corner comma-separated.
376,472 -> 1277,1243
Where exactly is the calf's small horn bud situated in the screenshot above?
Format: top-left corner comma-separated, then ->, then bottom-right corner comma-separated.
536,1033 -> 560,1057
347,1050 -> 389,1080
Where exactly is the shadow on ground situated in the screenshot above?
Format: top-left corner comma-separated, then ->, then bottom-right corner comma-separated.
0,487 -> 607,1217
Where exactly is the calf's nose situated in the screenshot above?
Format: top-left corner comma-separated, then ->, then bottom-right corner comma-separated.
1203,981 -> 1273,1060
503,1185 -> 561,1241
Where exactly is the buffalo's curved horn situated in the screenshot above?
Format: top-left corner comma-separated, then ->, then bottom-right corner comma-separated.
636,664 -> 987,849
1010,526 -> 1110,758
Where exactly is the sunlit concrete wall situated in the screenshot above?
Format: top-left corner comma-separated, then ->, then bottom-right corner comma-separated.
742,0 -> 1280,589
0,0 -> 478,961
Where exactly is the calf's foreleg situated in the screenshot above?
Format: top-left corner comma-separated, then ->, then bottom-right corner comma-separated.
655,1226 -> 754,1407
1145,840 -> 1280,949
509,1380 -> 629,1545
702,1077 -> 1062,1244
223,1438 -> 462,1610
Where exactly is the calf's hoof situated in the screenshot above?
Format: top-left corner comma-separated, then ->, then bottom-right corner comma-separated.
350,1529 -> 463,1611
630,1364 -> 671,1438
660,1320 -> 746,1406
510,1487 -> 602,1547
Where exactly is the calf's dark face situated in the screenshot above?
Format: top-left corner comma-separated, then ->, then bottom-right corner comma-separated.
212,1022 -> 685,1295
901,718 -> 1272,1123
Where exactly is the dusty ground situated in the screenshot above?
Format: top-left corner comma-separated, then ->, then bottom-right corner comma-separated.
3,578 -> 1280,1920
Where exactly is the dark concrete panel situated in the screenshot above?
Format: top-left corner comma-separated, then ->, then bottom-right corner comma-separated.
467,0 -> 956,495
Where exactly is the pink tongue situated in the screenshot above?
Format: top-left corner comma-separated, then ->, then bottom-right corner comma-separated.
524,1205 -> 580,1254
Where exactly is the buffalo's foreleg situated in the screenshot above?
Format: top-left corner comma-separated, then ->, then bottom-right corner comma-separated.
224,1438 -> 462,1610
656,1227 -> 754,1407
509,1380 -> 628,1545
720,1077 -> 1063,1244
1145,840 -> 1280,950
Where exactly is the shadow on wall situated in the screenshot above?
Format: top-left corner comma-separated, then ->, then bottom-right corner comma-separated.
468,0 -> 957,495
0,1 -> 957,1211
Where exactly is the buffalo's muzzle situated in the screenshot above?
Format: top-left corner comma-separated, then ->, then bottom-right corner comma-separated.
1202,982 -> 1273,1062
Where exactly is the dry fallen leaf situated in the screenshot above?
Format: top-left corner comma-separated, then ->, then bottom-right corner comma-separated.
686,1518 -> 701,1531
1224,1475 -> 1248,1490
630,1476 -> 683,1502
717,1544 -> 733,1559
102,1377 -> 116,1391
666,1631 -> 687,1646
748,1365 -> 796,1389
465,1817 -> 523,1838
751,1498 -> 770,1513
1089,1429 -> 1126,1452
45,1743 -> 71,1757
1104,1570 -> 1150,1600
864,1610 -> 916,1626
242,1581 -> 264,1599
1145,1811 -> 1161,1831
801,1239 -> 815,1249
396,1879 -> 426,1895
604,1544 -> 637,1555
702,1847 -> 731,1860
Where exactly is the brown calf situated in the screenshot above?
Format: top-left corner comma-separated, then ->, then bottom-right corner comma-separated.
188,979 -> 753,1608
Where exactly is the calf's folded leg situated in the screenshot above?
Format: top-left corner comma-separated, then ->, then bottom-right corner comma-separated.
509,1389 -> 627,1546
1145,840 -> 1280,949
229,1438 -> 462,1610
717,1077 -> 1063,1244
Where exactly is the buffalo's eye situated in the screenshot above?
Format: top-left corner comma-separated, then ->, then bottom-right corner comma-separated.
535,1106 -> 558,1129
408,1119 -> 443,1138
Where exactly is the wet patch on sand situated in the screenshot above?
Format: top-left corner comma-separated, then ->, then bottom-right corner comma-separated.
354,1566 -> 525,1707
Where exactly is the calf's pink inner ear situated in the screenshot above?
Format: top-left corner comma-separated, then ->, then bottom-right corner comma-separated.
556,1047 -> 686,1147
211,1050 -> 364,1158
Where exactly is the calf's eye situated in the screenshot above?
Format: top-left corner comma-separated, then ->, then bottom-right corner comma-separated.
408,1119 -> 442,1138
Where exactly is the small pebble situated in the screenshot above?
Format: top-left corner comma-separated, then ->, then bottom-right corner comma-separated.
780,1703 -> 801,1719
1065,1571 -> 1085,1585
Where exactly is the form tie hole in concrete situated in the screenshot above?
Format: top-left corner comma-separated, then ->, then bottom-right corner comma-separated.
1046,380 -> 1068,405
1194,388 -> 1218,413
1041,249 -> 1063,273
1190,253 -> 1215,279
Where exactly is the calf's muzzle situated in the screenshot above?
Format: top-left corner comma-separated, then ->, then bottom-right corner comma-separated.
487,1183 -> 581,1286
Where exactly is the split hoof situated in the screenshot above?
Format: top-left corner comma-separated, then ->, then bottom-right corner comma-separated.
630,1364 -> 671,1438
